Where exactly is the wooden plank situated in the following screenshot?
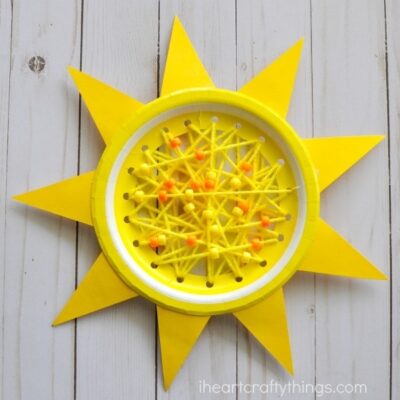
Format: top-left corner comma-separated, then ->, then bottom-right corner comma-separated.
311,1 -> 390,398
0,0 -> 12,396
158,2 -> 237,398
75,1 -> 158,399
235,1 -> 315,398
385,0 -> 400,398
3,1 -> 82,399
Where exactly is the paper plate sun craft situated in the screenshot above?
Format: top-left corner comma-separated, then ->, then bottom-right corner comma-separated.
14,17 -> 386,389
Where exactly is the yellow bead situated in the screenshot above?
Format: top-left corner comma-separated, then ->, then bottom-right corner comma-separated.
206,171 -> 217,180
203,209 -> 214,220
210,247 -> 220,259
232,206 -> 244,217
185,189 -> 194,201
230,177 -> 241,189
210,224 -> 220,236
133,190 -> 145,202
241,251 -> 251,264
139,163 -> 151,175
158,234 -> 167,245
184,202 -> 195,212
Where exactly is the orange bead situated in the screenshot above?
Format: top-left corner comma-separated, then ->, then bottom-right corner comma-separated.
169,137 -> 181,149
149,237 -> 160,249
195,150 -> 206,161
158,190 -> 168,203
204,179 -> 215,190
186,235 -> 197,247
251,238 -> 263,251
237,200 -> 250,213
240,161 -> 252,173
191,181 -> 201,190
260,216 -> 270,228
164,179 -> 175,190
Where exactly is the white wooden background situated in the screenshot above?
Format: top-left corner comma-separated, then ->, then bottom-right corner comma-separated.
0,0 -> 398,399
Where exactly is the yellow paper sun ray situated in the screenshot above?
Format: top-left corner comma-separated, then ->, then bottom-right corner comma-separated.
157,305 -> 210,389
234,288 -> 293,374
239,39 -> 304,117
303,135 -> 384,192
53,253 -> 138,326
298,218 -> 387,280
13,171 -> 95,225
68,67 -> 144,144
161,16 -> 214,96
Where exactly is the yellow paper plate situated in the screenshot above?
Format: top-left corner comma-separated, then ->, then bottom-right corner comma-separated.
92,88 -> 319,314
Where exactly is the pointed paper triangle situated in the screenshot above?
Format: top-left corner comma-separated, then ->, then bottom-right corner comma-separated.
53,253 -> 138,325
234,288 -> 293,374
239,39 -> 304,117
157,306 -> 210,389
13,171 -> 94,225
161,17 -> 214,95
303,135 -> 384,192
68,67 -> 143,144
298,218 -> 387,280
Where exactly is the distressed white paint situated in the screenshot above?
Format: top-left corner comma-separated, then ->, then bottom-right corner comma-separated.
2,1 -> 81,399
0,0 -> 396,399
0,0 -> 12,396
311,1 -> 390,399
386,0 -> 400,398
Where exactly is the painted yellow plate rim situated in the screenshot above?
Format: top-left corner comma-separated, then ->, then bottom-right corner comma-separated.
92,88 -> 320,315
